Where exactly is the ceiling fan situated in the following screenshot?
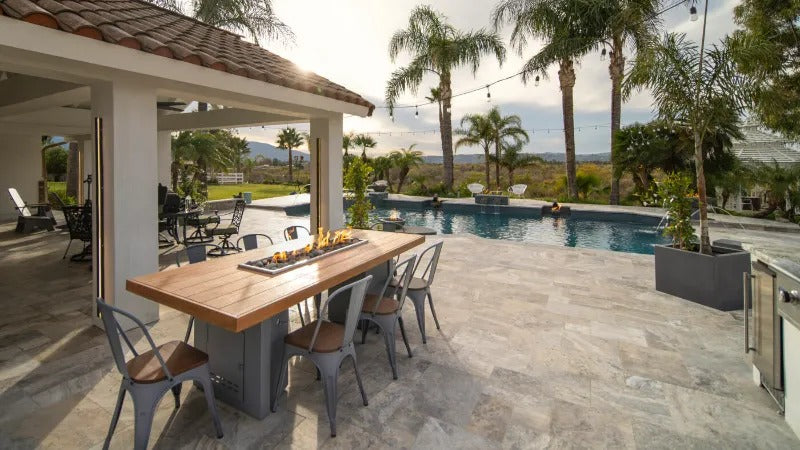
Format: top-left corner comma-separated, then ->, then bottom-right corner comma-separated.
156,101 -> 187,112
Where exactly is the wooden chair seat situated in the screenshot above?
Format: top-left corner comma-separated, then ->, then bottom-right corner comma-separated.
362,294 -> 400,315
126,341 -> 209,384
389,277 -> 427,290
284,320 -> 344,353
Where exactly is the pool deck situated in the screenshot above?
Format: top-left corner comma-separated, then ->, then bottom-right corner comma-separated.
2,209 -> 800,448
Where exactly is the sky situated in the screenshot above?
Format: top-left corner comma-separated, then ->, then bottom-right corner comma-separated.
236,0 -> 740,156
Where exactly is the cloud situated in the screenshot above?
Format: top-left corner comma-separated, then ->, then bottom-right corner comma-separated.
240,0 -> 740,155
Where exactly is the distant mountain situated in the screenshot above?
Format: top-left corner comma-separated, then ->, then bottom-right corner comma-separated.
422,152 -> 610,164
247,141 -> 309,162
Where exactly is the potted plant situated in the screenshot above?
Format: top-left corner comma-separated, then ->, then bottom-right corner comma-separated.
345,157 -> 373,229
653,173 -> 750,310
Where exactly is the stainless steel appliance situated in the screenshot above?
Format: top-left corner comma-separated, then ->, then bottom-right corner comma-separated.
745,261 -> 784,410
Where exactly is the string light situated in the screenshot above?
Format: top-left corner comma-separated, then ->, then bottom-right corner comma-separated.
486,85 -> 491,102
689,5 -> 698,21
414,105 -> 419,119
534,75 -> 540,87
600,48 -> 607,61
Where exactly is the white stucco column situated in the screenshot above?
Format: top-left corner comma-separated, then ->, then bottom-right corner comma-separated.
309,114 -> 344,230
0,133 -> 41,222
91,80 -> 159,325
157,130 -> 172,187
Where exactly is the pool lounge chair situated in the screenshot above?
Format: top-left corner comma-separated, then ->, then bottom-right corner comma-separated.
8,187 -> 55,233
467,183 -> 484,196
508,184 -> 527,198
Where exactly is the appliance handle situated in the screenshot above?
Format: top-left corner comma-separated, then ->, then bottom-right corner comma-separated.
743,271 -> 756,353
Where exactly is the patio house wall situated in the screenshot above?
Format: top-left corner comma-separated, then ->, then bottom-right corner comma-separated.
0,134 -> 41,222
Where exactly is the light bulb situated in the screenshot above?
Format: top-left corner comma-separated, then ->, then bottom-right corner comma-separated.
600,48 -> 606,61
534,75 -> 540,87
415,106 -> 419,119
486,85 -> 491,102
690,6 -> 698,21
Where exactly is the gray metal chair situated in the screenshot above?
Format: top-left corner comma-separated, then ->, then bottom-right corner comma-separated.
395,241 -> 443,344
283,225 -> 310,241
96,299 -> 223,450
236,233 -> 274,251
359,254 -> 417,379
271,276 -> 372,438
175,243 -> 223,267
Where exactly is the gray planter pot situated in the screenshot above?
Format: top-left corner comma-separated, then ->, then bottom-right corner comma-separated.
654,244 -> 751,311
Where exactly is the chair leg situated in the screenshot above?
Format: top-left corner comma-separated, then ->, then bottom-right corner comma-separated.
427,289 -> 441,330
62,239 -> 73,260
379,319 -> 399,380
410,290 -> 427,344
131,392 -> 157,450
350,353 -> 368,407
199,369 -> 224,439
321,372 -> 339,437
103,384 -> 126,450
271,350 -> 289,412
361,319 -> 369,344
171,383 -> 182,408
398,316 -> 413,357
296,303 -> 305,327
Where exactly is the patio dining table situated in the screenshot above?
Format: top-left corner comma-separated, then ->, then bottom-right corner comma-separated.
126,229 -> 423,419
159,208 -> 203,245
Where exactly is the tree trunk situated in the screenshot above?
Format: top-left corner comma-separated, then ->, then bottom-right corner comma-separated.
483,147 -> 491,187
171,160 -> 180,192
397,169 -> 408,193
559,59 -> 578,199
508,169 -> 515,186
66,142 -> 80,199
694,131 -> 711,253
439,76 -> 455,191
288,147 -> 294,182
609,36 -> 625,205
494,137 -> 501,190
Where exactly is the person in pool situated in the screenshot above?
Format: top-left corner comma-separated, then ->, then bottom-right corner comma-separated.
551,201 -> 561,213
432,194 -> 443,208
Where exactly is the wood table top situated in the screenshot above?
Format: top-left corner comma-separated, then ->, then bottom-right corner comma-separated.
126,230 -> 424,333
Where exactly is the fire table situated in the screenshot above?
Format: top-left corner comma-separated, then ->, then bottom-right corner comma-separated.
126,229 -> 423,419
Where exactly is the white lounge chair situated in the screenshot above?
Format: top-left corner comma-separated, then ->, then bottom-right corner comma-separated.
508,184 -> 527,198
467,183 -> 485,196
8,187 -> 55,233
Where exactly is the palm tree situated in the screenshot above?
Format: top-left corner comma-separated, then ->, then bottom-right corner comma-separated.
172,131 -> 233,199
222,132 -> 251,172
493,0 -> 596,199
425,87 -> 443,130
390,145 -> 424,193
488,142 -> 540,186
386,5 -> 506,191
276,127 -> 304,183
342,132 -> 355,157
455,113 -> 494,187
486,107 -> 529,189
625,33 -> 750,253
353,134 -> 377,161
371,156 -> 395,191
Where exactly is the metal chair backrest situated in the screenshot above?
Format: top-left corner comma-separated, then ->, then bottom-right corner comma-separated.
283,225 -> 310,241
413,241 -> 443,287
177,244 -> 222,267
467,183 -> 484,195
163,192 -> 181,214
230,200 -> 246,230
157,183 -> 168,206
236,233 -> 274,251
63,205 -> 92,240
7,188 -> 31,216
96,298 -> 173,382
370,254 -> 416,314
311,275 -> 372,352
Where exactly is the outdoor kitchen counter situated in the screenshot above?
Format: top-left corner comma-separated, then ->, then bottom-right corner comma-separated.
126,229 -> 423,420
127,229 -> 423,333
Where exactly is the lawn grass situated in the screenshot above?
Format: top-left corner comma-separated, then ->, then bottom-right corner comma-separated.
207,183 -> 298,201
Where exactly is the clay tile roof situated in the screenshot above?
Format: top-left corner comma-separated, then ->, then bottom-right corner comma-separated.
0,0 -> 375,115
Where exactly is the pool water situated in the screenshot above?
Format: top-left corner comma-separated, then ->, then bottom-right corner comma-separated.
362,207 -> 668,255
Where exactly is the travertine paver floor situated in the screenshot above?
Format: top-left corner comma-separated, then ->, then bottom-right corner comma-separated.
0,209 -> 797,449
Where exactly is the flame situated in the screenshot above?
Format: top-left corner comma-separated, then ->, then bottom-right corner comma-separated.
389,209 -> 401,220
272,251 -> 288,263
304,243 -> 313,253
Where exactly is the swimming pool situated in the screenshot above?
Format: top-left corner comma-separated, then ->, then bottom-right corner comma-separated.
361,206 -> 668,255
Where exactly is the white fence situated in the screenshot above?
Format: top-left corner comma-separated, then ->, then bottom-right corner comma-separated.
211,172 -> 244,185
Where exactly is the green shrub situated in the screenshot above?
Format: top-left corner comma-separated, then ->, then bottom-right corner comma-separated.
656,173 -> 696,250
344,158 -> 373,229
